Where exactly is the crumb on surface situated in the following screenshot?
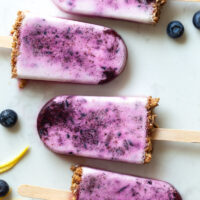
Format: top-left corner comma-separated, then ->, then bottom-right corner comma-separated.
18,79 -> 27,88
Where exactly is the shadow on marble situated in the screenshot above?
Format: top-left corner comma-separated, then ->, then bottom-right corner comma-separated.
156,108 -> 169,129
4,119 -> 21,133
4,191 -> 12,200
0,48 -> 11,60
49,147 -> 161,181
154,140 -> 200,156
46,138 -> 200,183
174,32 -> 187,44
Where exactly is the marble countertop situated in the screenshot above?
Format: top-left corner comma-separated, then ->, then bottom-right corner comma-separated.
0,0 -> 200,199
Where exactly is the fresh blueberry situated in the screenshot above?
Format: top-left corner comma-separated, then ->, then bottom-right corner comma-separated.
167,21 -> 184,39
0,109 -> 18,128
193,11 -> 200,29
0,180 -> 9,197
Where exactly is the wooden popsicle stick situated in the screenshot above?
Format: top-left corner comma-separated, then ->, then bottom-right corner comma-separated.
18,185 -> 72,200
0,36 -> 12,48
153,128 -> 200,143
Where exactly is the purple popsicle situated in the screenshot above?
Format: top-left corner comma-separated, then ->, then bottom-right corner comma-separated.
37,96 -> 159,164
11,11 -> 127,86
52,0 -> 166,24
71,166 -> 182,200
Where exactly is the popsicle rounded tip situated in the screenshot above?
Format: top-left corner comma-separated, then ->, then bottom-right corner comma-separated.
98,29 -> 127,84
172,191 -> 182,200
162,180 -> 182,200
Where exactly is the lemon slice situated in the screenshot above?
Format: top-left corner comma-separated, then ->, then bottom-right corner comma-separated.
0,146 -> 29,174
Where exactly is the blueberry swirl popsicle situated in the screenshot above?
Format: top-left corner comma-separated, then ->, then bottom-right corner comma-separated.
71,166 -> 182,200
37,96 -> 159,164
10,11 -> 127,87
52,0 -> 166,24
18,166 -> 182,200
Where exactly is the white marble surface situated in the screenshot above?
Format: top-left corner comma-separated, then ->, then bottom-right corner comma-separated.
0,0 -> 200,199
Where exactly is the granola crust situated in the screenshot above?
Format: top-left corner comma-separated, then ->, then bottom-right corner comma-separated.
71,166 -> 83,200
145,96 -> 159,163
10,11 -> 25,78
152,0 -> 166,24
18,79 -> 27,88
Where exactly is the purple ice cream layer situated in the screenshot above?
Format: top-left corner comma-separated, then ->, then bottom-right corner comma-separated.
16,13 -> 127,84
37,96 -> 150,164
76,167 -> 182,200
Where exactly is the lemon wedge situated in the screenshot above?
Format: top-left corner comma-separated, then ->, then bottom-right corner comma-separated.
0,146 -> 29,174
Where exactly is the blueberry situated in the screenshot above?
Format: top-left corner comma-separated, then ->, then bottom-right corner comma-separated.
0,180 -> 9,197
193,11 -> 200,29
0,109 -> 18,128
167,21 -> 184,39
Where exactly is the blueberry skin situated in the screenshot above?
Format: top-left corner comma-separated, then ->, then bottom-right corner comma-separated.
193,11 -> 200,29
0,109 -> 18,128
0,180 -> 9,197
167,21 -> 184,39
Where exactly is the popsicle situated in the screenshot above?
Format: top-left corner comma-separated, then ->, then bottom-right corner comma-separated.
52,0 -> 166,24
37,95 -> 200,164
71,166 -> 182,200
7,11 -> 127,87
37,96 -> 159,164
18,166 -> 182,200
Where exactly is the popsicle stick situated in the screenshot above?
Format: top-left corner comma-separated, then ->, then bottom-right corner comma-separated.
153,128 -> 200,143
0,36 -> 12,48
18,185 -> 72,200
